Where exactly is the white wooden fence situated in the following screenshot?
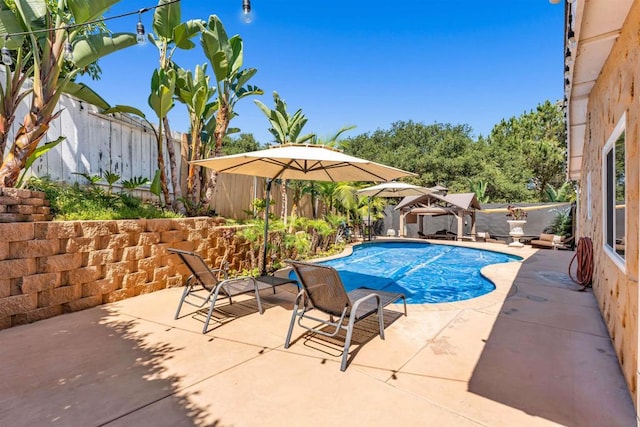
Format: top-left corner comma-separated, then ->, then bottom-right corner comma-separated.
0,75 -> 314,219
0,73 -> 182,195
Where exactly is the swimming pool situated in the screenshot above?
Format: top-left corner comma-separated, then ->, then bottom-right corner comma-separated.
291,242 -> 521,304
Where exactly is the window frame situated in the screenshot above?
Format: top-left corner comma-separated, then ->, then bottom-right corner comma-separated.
601,113 -> 626,271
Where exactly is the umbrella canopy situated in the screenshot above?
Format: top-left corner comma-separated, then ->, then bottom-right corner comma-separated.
193,144 -> 415,275
356,182 -> 432,198
192,144 -> 415,182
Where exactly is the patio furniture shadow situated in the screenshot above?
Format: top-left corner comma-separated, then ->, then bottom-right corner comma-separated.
184,297 -> 277,333
466,251 -> 636,426
0,306 -> 215,427
288,309 -> 406,369
286,261 -> 407,371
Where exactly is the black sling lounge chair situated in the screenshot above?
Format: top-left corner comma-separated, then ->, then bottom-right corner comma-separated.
285,260 -> 407,371
169,248 -> 269,333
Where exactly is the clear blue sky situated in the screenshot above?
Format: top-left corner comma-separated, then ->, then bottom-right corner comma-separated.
80,0 -> 564,144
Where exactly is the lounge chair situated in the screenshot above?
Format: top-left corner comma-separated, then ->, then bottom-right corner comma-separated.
531,233 -> 569,249
169,248 -> 269,333
285,260 -> 407,371
421,229 -> 457,241
477,232 -> 506,244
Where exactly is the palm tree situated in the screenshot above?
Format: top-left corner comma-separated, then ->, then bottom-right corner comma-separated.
254,91 -> 314,223
304,125 -> 356,217
316,181 -> 338,217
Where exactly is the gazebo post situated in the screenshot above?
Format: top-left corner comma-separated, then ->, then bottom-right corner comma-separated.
471,211 -> 477,240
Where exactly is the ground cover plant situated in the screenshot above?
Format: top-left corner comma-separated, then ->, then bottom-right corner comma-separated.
25,176 -> 181,220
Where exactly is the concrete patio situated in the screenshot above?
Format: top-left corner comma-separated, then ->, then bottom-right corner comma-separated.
0,242 -> 636,426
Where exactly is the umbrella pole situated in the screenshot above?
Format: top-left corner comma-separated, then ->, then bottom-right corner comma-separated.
261,179 -> 272,276
367,197 -> 372,241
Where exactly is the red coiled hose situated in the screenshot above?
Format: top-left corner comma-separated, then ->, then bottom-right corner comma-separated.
569,237 -> 593,290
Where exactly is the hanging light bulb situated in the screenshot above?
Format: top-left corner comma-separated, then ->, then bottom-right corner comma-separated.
1,35 -> 12,66
62,28 -> 74,62
64,42 -> 73,62
241,0 -> 253,24
567,29 -> 576,49
136,11 -> 146,45
565,47 -> 573,65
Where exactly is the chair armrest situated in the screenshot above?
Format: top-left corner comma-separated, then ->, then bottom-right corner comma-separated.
351,292 -> 383,321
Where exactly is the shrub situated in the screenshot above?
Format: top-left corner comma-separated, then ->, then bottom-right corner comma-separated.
25,176 -> 182,220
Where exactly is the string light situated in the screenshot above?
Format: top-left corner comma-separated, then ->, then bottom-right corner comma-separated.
242,0 -> 253,24
0,1 -> 251,47
136,10 -> 146,45
1,35 -> 11,66
63,29 -> 74,62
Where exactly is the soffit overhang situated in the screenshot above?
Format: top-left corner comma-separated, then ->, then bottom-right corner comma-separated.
566,0 -> 633,180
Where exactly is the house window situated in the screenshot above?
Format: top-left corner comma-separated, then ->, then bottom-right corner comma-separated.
602,114 -> 626,264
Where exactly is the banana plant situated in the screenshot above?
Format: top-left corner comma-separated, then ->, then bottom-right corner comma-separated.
201,15 -> 263,158
199,15 -> 263,204
174,63 -> 216,205
147,67 -> 177,206
0,0 -> 137,187
147,0 -> 203,211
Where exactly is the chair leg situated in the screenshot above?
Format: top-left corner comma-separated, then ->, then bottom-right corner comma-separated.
252,278 -> 264,314
377,303 -> 385,340
284,296 -> 303,349
202,288 -> 222,334
174,285 -> 191,320
341,315 -> 357,371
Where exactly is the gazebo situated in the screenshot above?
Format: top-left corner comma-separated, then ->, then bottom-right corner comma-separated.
396,192 -> 481,240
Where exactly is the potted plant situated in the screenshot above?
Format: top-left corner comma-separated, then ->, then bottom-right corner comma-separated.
506,205 -> 527,247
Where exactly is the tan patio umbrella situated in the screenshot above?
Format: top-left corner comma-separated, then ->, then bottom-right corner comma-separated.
356,182 -> 433,239
192,144 -> 415,275
355,182 -> 432,198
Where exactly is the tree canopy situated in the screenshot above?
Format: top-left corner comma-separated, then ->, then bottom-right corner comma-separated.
337,100 -> 568,203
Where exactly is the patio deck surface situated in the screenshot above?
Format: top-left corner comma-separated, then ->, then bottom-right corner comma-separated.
0,241 -> 636,426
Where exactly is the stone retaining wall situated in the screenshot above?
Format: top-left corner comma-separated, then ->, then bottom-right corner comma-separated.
0,217 -> 250,329
0,188 -> 52,222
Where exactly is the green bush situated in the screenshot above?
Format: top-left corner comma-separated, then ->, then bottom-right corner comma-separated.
25,176 -> 182,220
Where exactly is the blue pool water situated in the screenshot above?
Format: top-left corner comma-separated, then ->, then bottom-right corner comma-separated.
290,242 -> 521,304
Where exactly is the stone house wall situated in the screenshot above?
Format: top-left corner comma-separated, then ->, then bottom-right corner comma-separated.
577,1 -> 640,408
0,218 -> 251,330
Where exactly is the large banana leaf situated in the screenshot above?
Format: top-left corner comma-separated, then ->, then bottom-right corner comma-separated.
153,0 -> 181,39
72,33 -> 137,69
16,135 -> 65,187
148,68 -> 176,118
14,0 -> 47,32
234,68 -> 257,92
67,0 -> 121,25
0,1 -> 25,48
201,15 -> 232,82
172,20 -> 202,50
103,105 -> 146,118
229,35 -> 243,73
63,81 -> 110,109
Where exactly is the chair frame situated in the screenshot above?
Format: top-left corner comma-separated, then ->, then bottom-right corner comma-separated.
285,260 -> 407,371
169,248 -> 267,333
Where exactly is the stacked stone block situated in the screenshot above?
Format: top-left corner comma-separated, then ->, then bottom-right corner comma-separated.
0,187 -> 53,222
0,217 -> 250,329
